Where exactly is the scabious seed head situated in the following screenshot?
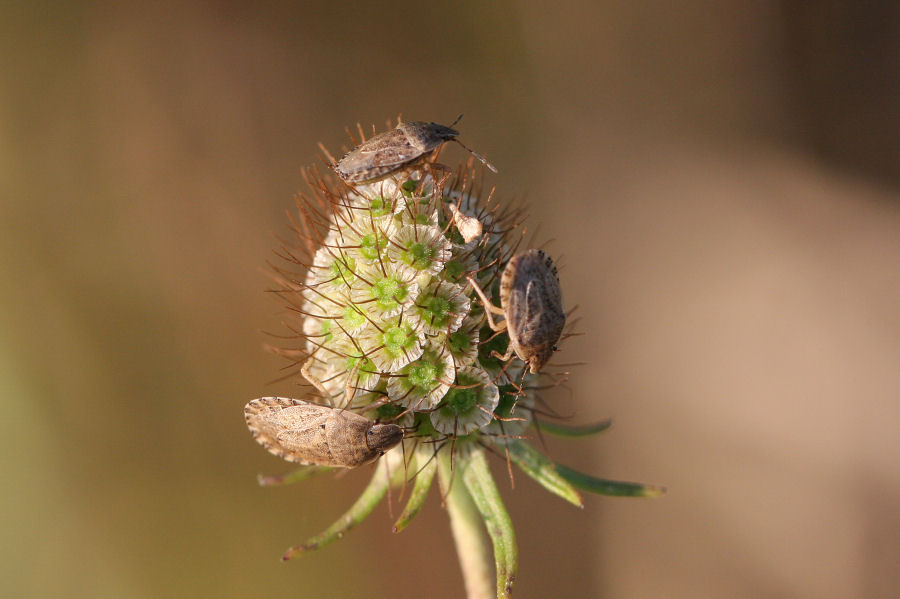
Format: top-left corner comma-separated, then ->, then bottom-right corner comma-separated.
254,126 -> 666,597
269,158 -> 543,453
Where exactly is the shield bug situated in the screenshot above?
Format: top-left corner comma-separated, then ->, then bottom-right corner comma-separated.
467,249 -> 565,374
333,116 -> 497,183
244,397 -> 404,468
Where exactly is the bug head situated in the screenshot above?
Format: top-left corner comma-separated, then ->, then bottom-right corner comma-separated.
400,117 -> 498,174
421,121 -> 460,141
527,343 -> 557,374
365,422 -> 404,453
421,113 -> 464,139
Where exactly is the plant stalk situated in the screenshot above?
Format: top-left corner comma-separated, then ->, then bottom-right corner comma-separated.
439,451 -> 493,599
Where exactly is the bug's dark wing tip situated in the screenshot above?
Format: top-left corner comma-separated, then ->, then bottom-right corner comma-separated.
245,397 -> 302,416
244,398 -> 265,417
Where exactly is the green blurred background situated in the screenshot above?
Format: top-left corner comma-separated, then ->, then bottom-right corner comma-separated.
2,2 -> 899,598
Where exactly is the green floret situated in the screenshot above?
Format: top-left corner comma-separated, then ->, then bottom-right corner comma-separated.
360,233 -> 388,260
371,276 -> 409,311
441,258 -> 466,282
442,372 -> 483,416
417,294 -> 453,329
329,254 -> 356,283
381,324 -> 418,357
368,196 -> 393,217
341,306 -> 366,330
449,329 -> 473,355
402,242 -> 439,271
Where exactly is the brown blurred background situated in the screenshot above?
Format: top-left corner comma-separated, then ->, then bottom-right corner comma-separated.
2,2 -> 898,598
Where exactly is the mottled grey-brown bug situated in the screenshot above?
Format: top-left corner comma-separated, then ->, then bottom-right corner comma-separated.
244,397 -> 403,468
468,249 -> 565,374
333,116 -> 497,183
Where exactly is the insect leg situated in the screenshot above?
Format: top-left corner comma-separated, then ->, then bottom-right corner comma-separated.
466,275 -> 507,332
490,345 -> 516,362
301,356 -> 333,403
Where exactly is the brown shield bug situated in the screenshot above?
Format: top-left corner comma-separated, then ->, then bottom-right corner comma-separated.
467,249 -> 565,374
333,116 -> 497,183
244,397 -> 404,468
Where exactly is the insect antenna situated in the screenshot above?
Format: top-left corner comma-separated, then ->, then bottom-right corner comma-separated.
452,139 -> 498,174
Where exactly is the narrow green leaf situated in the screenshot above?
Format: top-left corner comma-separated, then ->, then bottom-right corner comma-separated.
506,440 -> 583,508
555,464 -> 667,498
534,418 -> 613,438
281,460 -> 389,560
393,449 -> 437,533
462,448 -> 518,599
257,465 -> 333,487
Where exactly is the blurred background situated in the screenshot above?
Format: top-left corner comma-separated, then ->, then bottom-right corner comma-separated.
2,2 -> 898,597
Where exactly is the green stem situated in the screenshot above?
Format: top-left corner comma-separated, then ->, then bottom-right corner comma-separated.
439,451 -> 493,599
462,448 -> 518,599
281,459 -> 389,560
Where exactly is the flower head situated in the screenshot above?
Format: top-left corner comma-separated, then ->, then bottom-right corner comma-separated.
251,121 -> 665,598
